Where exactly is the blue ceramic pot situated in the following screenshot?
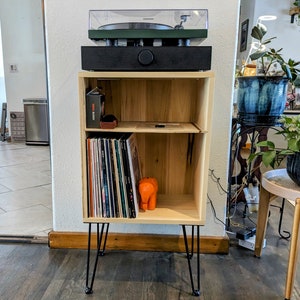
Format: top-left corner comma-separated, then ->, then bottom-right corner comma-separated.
237,76 -> 288,126
287,153 -> 300,186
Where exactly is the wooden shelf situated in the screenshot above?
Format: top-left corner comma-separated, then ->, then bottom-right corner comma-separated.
83,194 -> 204,225
85,121 -> 202,133
79,71 -> 214,226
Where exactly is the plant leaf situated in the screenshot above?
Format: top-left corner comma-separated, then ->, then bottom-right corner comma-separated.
256,140 -> 275,149
250,50 -> 267,61
288,138 -> 300,151
279,149 -> 295,155
263,37 -> 276,45
251,24 -> 267,41
282,65 -> 292,80
248,152 -> 259,163
262,150 -> 277,167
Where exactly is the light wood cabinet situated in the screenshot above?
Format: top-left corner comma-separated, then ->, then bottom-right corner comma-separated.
79,71 -> 215,226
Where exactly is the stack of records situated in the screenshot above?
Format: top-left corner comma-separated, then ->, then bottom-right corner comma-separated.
86,132 -> 142,218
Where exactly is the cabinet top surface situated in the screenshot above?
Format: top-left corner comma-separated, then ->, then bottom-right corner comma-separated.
78,71 -> 215,79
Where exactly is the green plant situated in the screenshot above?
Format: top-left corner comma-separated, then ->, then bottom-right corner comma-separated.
249,115 -> 300,168
242,23 -> 300,83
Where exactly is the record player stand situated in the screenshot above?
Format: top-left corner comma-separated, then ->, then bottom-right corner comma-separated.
79,71 -> 215,297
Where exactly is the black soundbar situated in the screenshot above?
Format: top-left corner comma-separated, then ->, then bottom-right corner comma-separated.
81,46 -> 212,71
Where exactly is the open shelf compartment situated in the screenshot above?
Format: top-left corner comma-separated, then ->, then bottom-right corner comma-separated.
79,71 -> 214,226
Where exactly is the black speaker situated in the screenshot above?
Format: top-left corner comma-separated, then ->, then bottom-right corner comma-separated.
81,46 -> 211,71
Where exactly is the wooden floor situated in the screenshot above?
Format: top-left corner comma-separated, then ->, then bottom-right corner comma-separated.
0,198 -> 299,300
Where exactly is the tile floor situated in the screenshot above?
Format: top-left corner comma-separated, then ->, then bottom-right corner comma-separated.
0,141 -> 52,239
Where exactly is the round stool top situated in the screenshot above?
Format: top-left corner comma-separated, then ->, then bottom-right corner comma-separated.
262,169 -> 300,201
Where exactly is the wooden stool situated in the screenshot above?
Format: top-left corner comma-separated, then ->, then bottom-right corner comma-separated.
255,169 -> 300,300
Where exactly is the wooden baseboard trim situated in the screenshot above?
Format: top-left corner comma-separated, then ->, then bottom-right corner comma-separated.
48,231 -> 229,254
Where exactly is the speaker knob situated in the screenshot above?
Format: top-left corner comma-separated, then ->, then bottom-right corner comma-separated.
138,49 -> 154,66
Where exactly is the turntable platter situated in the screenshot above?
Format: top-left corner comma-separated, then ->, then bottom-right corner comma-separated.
98,22 -> 173,30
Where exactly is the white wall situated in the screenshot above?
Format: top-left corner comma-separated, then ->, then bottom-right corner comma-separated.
0,0 -> 47,115
238,0 -> 300,68
236,0 -> 255,66
0,24 -> 6,110
45,0 -> 240,235
254,0 -> 300,63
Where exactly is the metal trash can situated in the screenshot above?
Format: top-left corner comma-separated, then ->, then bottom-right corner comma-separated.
23,98 -> 49,145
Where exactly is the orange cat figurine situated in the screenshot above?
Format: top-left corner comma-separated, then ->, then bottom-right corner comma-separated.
138,177 -> 158,211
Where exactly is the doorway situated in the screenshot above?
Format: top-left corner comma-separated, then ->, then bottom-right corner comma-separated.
0,0 -> 52,239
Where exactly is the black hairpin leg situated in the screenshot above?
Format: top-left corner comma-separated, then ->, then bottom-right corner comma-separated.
182,225 -> 200,296
270,198 -> 291,239
85,222 -> 110,294
277,198 -> 291,239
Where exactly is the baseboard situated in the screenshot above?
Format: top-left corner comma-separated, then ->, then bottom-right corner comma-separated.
48,231 -> 229,254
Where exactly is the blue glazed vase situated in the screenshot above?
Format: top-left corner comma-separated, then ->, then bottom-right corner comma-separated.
237,76 -> 288,126
287,153 -> 300,186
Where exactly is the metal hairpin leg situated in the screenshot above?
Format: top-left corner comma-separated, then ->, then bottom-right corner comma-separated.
271,198 -> 291,239
85,222 -> 110,294
182,225 -> 200,296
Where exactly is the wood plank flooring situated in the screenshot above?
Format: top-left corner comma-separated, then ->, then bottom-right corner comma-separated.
0,197 -> 299,299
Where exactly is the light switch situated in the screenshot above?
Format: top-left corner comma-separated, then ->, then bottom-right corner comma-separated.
9,64 -> 18,72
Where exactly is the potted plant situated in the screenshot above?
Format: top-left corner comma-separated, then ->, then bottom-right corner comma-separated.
249,114 -> 300,185
237,23 -> 300,126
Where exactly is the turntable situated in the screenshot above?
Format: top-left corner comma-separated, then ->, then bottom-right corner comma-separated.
81,9 -> 212,71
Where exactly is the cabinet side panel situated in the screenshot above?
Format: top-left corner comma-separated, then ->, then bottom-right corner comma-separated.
79,77 -> 89,219
193,133 -> 207,221
195,77 -> 214,131
193,78 -> 214,220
